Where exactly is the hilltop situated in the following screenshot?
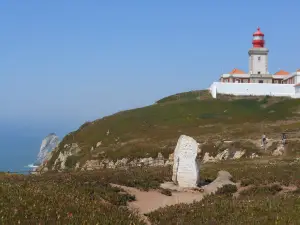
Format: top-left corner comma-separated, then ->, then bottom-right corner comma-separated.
2,90 -> 300,224
37,90 -> 300,172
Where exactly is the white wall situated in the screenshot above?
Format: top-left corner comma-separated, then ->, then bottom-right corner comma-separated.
295,74 -> 300,84
249,54 -> 268,74
209,82 -> 297,99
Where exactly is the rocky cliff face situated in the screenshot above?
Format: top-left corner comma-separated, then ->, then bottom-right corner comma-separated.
37,137 -> 275,173
36,133 -> 60,166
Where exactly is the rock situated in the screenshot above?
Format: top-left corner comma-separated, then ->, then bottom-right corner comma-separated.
272,145 -> 285,156
202,170 -> 235,195
115,158 -> 128,167
82,160 -> 105,170
250,153 -> 259,159
107,161 -> 116,169
168,153 -> 174,162
202,152 -> 217,163
155,152 -> 165,166
37,133 -> 60,165
202,149 -> 245,163
232,150 -> 245,159
75,162 -> 80,169
96,141 -> 102,148
197,144 -> 202,154
52,143 -> 81,170
215,149 -> 229,160
172,135 -> 200,188
290,158 -> 300,165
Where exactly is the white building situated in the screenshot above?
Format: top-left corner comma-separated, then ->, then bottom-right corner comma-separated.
209,27 -> 300,99
219,27 -> 299,84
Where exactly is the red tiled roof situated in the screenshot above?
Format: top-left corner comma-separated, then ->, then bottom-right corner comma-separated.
229,68 -> 246,75
274,70 -> 289,75
297,69 -> 300,72
294,83 -> 300,87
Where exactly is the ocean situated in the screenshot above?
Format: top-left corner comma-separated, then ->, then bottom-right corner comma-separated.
0,133 -> 41,173
0,122 -> 78,173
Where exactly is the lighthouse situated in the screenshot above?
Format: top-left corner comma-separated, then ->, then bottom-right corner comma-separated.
248,27 -> 269,77
218,26 -> 296,85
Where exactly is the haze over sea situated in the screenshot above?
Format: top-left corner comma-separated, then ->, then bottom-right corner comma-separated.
0,1 -> 299,172
0,120 -> 76,172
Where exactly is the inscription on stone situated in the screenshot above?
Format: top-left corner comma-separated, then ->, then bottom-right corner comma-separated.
172,135 -> 200,188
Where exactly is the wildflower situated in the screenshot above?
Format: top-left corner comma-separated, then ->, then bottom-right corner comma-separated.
67,212 -> 73,218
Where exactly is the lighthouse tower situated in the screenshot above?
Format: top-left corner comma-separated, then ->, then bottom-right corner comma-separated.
248,27 -> 269,75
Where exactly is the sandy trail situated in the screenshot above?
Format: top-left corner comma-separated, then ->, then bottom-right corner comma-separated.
111,184 -> 204,215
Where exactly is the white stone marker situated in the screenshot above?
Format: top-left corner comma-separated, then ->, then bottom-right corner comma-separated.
172,135 -> 200,188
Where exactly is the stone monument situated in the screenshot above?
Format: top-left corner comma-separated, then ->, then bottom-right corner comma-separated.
172,135 -> 200,188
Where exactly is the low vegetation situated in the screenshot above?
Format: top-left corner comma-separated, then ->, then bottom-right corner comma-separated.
147,158 -> 300,225
147,192 -> 300,225
2,158 -> 300,224
2,91 -> 300,224
0,173 -> 144,224
45,91 -> 300,169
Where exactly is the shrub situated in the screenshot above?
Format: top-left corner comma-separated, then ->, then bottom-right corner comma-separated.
0,172 -> 145,224
160,189 -> 172,196
241,178 -> 254,187
240,184 -> 283,196
215,184 -> 237,196
65,155 -> 82,169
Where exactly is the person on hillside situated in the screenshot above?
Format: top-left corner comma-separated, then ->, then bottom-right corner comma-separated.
261,134 -> 267,148
282,133 -> 287,145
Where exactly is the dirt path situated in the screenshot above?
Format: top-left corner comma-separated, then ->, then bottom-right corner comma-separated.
111,184 -> 204,215
110,170 -> 236,225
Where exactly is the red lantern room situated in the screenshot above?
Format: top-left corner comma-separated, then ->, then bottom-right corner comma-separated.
252,27 -> 265,48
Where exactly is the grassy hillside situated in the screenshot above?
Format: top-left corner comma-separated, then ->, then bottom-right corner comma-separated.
2,90 -> 300,224
43,90 -> 300,170
2,158 -> 300,224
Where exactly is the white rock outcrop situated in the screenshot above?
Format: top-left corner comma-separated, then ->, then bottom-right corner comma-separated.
52,143 -> 81,170
96,141 -> 102,148
202,149 -> 246,163
232,150 -> 246,159
81,152 -> 167,171
250,153 -> 259,159
202,152 -> 217,163
172,135 -> 200,188
272,144 -> 285,156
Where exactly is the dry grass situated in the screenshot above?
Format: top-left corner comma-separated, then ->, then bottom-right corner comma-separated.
147,158 -> 300,225
3,91 -> 300,224
46,91 -> 300,169
147,193 -> 300,225
2,158 -> 300,224
0,172 -> 145,224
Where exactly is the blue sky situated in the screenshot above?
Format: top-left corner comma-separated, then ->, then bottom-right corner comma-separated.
0,0 -> 299,128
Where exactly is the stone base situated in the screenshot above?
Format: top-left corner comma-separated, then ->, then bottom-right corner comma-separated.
160,170 -> 235,195
160,182 -> 204,193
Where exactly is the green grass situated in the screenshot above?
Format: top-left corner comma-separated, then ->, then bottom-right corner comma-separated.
147,193 -> 300,225
146,158 -> 300,225
2,158 -> 300,224
0,172 -> 145,225
45,90 -> 300,169
239,184 -> 283,196
201,158 -> 300,187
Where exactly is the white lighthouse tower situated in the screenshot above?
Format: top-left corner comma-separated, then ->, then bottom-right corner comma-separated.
248,27 -> 269,77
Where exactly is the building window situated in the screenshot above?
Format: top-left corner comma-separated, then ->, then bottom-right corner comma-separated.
258,56 -> 261,61
259,80 -> 263,83
258,71 -> 261,74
